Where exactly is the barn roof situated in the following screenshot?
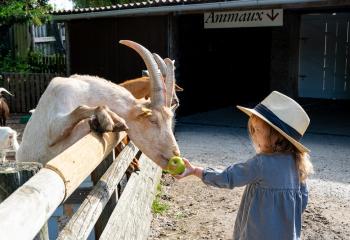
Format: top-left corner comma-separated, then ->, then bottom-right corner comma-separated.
52,0 -> 350,21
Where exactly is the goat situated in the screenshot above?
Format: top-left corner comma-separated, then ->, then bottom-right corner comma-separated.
16,40 -> 180,170
120,75 -> 183,107
120,53 -> 183,112
119,62 -> 183,172
0,127 -> 19,162
0,88 -> 14,126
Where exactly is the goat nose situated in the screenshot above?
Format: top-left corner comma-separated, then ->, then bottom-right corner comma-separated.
173,149 -> 180,156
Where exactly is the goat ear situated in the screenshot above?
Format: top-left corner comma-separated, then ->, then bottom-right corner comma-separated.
113,121 -> 129,132
175,84 -> 183,92
130,105 -> 153,120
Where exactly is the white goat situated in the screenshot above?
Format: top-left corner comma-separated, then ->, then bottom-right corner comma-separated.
16,40 -> 180,169
0,127 -> 19,162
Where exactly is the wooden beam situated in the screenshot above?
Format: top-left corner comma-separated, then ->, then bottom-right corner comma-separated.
57,142 -> 138,240
34,36 -> 66,43
99,154 -> 162,240
46,132 -> 125,200
91,150 -> 116,239
0,131 -> 125,240
0,162 -> 49,240
0,168 -> 65,240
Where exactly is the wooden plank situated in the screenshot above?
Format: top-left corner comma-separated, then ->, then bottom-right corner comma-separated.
30,74 -> 36,110
0,131 -> 126,239
20,74 -> 26,113
34,36 -> 66,43
91,150 -> 116,239
46,132 -> 126,200
35,73 -> 41,106
25,74 -> 31,112
39,74 -> 45,96
99,154 -> 162,240
34,223 -> 49,240
15,74 -> 21,113
0,168 -> 65,240
57,142 -> 138,240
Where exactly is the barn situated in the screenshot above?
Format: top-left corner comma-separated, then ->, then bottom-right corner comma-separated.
53,0 -> 350,116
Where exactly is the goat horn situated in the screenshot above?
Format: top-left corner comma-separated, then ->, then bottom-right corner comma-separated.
164,58 -> 175,108
152,53 -> 167,77
119,40 -> 165,108
0,88 -> 14,96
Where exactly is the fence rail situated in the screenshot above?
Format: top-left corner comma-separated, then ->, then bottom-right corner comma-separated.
0,131 -> 161,239
1,73 -> 61,113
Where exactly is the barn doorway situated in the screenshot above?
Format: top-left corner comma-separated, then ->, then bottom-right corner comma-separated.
176,14 -> 271,116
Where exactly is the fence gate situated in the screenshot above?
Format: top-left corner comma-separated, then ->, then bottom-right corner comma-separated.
299,13 -> 350,99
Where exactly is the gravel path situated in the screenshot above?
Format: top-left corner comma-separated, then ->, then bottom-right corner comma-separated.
149,120 -> 350,240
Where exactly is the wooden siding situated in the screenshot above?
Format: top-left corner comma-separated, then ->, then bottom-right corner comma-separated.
68,16 -> 168,84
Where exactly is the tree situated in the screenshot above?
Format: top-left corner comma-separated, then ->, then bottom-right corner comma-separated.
0,0 -> 52,26
0,1 -> 52,73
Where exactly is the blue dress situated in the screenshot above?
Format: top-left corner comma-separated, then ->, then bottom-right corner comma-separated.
202,153 -> 308,240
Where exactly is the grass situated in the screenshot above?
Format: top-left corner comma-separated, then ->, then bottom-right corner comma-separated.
152,182 -> 169,215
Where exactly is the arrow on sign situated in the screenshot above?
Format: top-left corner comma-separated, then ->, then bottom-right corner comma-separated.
266,9 -> 279,21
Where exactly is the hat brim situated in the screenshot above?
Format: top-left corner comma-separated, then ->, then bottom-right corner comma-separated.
237,105 -> 310,153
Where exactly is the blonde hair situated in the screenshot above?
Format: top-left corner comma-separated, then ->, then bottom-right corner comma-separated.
248,115 -> 313,182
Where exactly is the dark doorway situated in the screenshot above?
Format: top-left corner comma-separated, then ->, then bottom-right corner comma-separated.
176,14 -> 271,115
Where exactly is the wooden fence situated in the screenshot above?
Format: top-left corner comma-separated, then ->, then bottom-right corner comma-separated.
28,54 -> 67,74
1,73 -> 61,113
0,132 -> 162,239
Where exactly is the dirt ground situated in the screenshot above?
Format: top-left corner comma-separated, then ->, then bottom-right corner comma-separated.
148,122 -> 350,240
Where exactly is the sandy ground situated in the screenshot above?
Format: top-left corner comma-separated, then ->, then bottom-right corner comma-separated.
148,119 -> 350,240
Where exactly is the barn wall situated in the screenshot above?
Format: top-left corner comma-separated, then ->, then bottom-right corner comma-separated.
270,12 -> 301,98
175,14 -> 272,115
68,16 -> 168,84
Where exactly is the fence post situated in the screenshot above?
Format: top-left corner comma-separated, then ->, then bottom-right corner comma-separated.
0,162 -> 49,240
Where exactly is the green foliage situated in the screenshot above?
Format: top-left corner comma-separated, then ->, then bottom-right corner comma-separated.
0,51 -> 31,73
152,183 -> 169,215
152,198 -> 169,215
0,50 -> 66,74
0,0 -> 52,26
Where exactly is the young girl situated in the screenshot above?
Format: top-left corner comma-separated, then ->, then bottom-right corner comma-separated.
177,91 -> 313,240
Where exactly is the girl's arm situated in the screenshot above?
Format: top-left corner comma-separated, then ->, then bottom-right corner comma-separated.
176,156 -> 262,189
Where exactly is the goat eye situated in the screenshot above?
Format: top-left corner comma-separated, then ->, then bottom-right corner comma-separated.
149,118 -> 158,125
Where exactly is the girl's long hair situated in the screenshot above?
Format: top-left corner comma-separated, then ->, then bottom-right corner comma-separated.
248,115 -> 313,183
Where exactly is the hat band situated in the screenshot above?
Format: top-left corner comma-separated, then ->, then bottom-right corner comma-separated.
254,104 -> 302,141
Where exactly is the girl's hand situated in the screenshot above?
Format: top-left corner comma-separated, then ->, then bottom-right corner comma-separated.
174,158 -> 203,180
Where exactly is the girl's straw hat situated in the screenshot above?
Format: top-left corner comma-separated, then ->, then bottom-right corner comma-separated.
237,91 -> 310,153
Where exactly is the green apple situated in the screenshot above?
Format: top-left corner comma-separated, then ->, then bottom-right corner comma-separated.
166,156 -> 186,175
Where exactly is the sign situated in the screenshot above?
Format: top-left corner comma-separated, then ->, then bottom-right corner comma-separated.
204,9 -> 283,28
